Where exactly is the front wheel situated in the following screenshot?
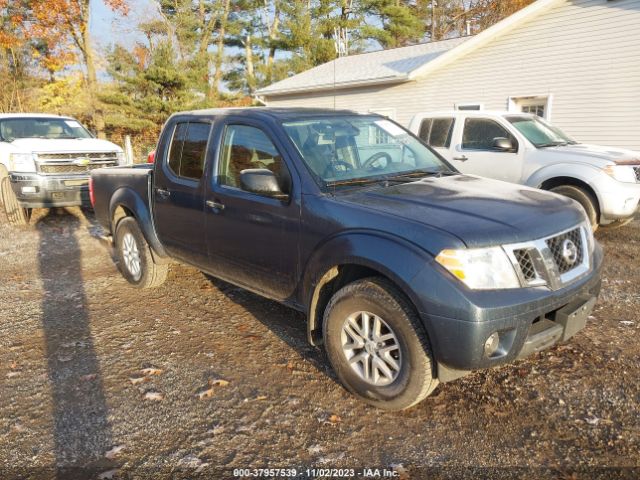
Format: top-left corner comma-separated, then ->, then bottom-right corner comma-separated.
323,277 -> 438,411
114,217 -> 168,288
549,185 -> 599,231
0,174 -> 31,226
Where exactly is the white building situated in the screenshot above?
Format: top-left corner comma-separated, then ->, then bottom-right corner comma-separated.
257,0 -> 640,150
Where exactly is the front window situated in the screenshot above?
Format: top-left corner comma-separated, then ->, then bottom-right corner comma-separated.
282,115 -> 452,186
506,115 -> 576,148
0,117 -> 93,141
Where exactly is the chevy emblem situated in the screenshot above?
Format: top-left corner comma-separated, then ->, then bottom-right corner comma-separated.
561,239 -> 578,265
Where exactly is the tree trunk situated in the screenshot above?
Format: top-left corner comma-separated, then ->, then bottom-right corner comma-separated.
245,35 -> 255,95
211,0 -> 230,100
81,2 -> 105,138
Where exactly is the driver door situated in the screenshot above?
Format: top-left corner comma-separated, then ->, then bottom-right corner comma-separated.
204,119 -> 301,301
450,117 -> 523,183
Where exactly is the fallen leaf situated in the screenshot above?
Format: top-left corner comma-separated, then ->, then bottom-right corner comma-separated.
129,376 -> 146,385
144,391 -> 163,401
105,445 -> 125,459
98,469 -> 119,480
141,368 -> 162,376
6,371 -> 19,378
209,379 -> 229,387
197,388 -> 214,400
10,361 -> 17,369
256,395 -> 268,401
328,414 -> 342,424
585,417 -> 600,425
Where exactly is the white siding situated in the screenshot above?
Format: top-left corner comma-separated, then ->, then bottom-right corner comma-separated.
265,0 -> 640,150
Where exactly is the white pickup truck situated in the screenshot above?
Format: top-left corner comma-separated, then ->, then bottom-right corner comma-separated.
0,114 -> 124,225
408,111 -> 640,229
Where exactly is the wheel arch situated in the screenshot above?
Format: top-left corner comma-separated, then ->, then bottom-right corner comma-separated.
302,232 -> 431,346
109,186 -> 168,258
538,175 -> 601,220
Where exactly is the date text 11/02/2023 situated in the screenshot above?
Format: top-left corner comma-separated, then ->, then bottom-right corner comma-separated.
232,468 -> 403,477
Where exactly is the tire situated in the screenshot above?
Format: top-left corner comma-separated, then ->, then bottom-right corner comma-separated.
549,185 -> 599,231
0,174 -> 31,226
114,217 -> 168,288
323,277 -> 438,411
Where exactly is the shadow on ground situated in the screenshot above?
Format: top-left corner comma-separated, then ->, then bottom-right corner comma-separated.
36,208 -> 115,478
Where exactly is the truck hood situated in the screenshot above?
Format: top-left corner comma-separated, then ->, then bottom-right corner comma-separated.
543,143 -> 640,165
9,137 -> 123,153
337,175 -> 586,248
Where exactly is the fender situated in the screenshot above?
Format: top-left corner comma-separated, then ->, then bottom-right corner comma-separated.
109,186 -> 168,258
525,163 -> 604,210
302,230 -> 434,344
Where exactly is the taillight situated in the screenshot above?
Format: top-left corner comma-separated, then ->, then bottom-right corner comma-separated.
89,176 -> 95,208
147,150 -> 156,163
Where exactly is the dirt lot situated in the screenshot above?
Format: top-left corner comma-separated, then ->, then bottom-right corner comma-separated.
0,207 -> 638,479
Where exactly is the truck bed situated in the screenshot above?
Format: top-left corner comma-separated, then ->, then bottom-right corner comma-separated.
91,164 -> 153,234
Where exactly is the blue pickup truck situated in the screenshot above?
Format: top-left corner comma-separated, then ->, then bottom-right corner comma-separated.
91,108 -> 602,410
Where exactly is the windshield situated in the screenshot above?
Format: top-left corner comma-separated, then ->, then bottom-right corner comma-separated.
282,115 -> 453,186
0,117 -> 93,142
506,115 -> 576,147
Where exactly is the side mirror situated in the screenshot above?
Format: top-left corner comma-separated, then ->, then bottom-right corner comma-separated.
239,168 -> 289,200
493,137 -> 514,152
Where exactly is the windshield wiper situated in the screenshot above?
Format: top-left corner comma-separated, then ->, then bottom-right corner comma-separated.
537,141 -> 569,148
325,169 -> 457,187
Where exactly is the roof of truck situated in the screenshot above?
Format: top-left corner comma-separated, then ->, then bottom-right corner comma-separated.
0,113 -> 73,119
176,107 -> 362,120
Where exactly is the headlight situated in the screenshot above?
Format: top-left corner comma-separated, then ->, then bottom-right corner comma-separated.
603,165 -> 637,183
116,151 -> 125,164
435,247 -> 521,290
9,153 -> 36,172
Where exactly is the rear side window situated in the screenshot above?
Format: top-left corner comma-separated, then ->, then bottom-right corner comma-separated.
166,121 -> 211,180
462,118 -> 517,151
418,117 -> 454,148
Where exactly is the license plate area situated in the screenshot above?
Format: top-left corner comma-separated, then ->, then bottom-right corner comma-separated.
64,179 -> 88,187
554,296 -> 597,341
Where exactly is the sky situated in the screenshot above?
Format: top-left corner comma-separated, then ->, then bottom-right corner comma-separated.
90,0 -> 157,53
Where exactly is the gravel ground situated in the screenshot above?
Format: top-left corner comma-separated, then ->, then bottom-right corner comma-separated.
0,207 -> 638,480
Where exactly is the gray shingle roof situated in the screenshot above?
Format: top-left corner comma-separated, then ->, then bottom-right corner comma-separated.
257,37 -> 470,96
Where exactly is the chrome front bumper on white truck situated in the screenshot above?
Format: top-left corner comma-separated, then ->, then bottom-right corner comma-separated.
597,166 -> 640,222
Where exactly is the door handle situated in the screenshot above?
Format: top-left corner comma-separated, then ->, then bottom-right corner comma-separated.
206,200 -> 225,211
453,155 -> 469,162
156,188 -> 171,199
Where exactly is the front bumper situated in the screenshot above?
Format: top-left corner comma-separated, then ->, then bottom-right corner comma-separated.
598,176 -> 640,221
9,172 -> 90,208
417,244 -> 603,381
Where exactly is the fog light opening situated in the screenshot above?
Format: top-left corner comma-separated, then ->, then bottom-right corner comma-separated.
484,332 -> 500,357
21,186 -> 37,194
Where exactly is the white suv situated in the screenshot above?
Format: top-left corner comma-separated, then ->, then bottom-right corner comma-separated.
408,111 -> 640,229
0,114 -> 124,224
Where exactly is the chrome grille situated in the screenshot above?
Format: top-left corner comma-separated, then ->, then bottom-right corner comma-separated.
35,151 -> 118,175
514,249 -> 537,281
545,228 -> 583,274
505,224 -> 591,291
37,152 -> 118,161
39,163 -> 114,174
634,166 -> 640,182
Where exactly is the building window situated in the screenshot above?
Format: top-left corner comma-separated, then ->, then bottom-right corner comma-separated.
508,95 -> 552,120
455,103 -> 484,111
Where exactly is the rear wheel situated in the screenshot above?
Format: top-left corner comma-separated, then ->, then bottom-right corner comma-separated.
323,277 -> 438,411
114,217 -> 168,288
549,185 -> 599,231
0,169 -> 31,226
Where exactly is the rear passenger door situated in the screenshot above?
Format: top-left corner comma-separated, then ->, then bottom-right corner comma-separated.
417,117 -> 456,160
153,118 -> 212,266
204,118 -> 300,301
